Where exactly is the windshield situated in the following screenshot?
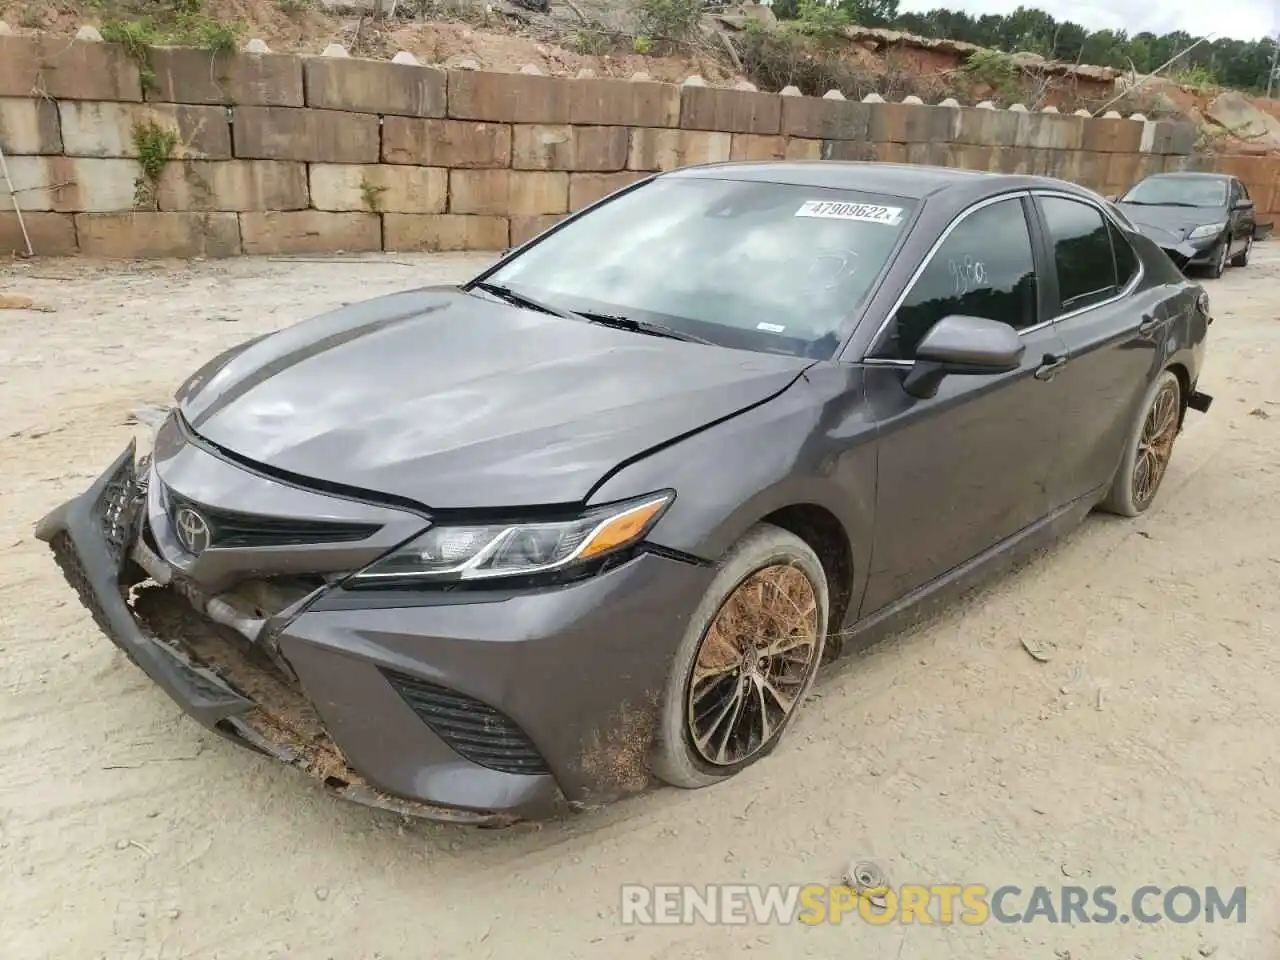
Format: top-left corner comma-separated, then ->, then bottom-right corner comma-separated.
1121,177 -> 1227,208
477,177 -> 917,359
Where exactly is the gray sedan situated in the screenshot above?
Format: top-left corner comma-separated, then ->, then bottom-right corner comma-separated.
37,161 -> 1213,824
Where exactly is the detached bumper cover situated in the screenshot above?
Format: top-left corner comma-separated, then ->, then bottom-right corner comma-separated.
1154,237 -> 1220,270
33,444 -> 508,823
36,444 -> 712,824
35,443 -> 251,727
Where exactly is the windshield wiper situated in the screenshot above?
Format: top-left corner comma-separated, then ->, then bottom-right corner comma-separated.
472,283 -> 713,344
576,311 -> 715,345
471,281 -> 580,321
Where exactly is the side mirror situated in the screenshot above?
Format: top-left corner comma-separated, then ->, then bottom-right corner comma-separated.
1233,198 -> 1255,211
1105,194 -> 1119,203
902,315 -> 1027,399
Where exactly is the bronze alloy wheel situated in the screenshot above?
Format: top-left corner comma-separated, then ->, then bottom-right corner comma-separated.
1133,378 -> 1180,508
686,563 -> 821,767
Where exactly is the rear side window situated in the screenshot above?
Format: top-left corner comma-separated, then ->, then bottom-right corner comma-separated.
1039,196 -> 1118,313
1109,222 -> 1139,288
873,196 -> 1037,361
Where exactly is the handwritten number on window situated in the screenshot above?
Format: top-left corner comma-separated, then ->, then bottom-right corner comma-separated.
948,257 -> 987,297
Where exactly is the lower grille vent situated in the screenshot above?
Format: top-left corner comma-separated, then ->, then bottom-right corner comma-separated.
383,670 -> 550,776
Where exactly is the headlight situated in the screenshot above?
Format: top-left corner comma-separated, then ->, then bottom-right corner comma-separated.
1187,222 -> 1226,240
348,492 -> 673,586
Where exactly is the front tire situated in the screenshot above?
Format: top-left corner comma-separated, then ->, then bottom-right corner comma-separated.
1208,238 -> 1229,278
1099,370 -> 1182,517
1231,233 -> 1252,267
651,523 -> 828,790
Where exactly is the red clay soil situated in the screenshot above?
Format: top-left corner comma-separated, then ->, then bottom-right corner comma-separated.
0,0 -> 738,82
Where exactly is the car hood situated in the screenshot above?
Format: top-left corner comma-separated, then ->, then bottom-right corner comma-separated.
176,286 -> 813,509
1116,203 -> 1227,244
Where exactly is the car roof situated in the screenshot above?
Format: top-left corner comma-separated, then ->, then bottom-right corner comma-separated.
1139,171 -> 1232,182
663,161 -> 1092,202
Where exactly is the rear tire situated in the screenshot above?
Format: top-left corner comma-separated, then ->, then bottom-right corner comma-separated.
650,523 -> 828,790
1230,233 -> 1252,267
1099,370 -> 1182,517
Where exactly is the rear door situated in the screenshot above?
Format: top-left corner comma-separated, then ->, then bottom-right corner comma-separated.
1030,191 -> 1164,508
859,193 -> 1070,614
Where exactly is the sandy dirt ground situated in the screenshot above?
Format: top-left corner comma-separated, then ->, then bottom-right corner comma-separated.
1,247 -> 1278,960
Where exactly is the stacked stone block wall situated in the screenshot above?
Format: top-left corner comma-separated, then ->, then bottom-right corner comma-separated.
0,34 -> 1215,258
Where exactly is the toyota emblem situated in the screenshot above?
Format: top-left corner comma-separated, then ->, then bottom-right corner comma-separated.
174,506 -> 211,556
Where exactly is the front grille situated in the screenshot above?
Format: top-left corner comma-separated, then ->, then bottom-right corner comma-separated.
165,490 -> 379,549
94,457 -> 141,568
383,670 -> 550,776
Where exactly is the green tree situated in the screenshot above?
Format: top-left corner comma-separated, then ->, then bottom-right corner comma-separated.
836,0 -> 899,27
802,0 -> 1277,94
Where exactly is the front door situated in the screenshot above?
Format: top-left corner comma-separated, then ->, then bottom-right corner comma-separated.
859,193 -> 1069,615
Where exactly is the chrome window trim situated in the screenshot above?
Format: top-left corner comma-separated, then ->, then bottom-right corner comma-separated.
860,190 -> 1033,363
859,187 -> 1143,368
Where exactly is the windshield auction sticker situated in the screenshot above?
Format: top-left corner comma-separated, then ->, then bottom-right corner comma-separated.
795,201 -> 904,226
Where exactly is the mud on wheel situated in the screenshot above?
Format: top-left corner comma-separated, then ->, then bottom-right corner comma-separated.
651,523 -> 828,789
1099,369 -> 1183,517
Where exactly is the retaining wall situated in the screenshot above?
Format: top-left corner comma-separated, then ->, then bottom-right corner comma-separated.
0,33 -> 1214,258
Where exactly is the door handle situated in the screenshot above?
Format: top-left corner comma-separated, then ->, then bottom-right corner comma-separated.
1138,315 -> 1160,335
1034,353 -> 1068,381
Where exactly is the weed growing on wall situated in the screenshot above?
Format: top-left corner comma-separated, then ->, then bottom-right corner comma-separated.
131,120 -> 179,210
99,0 -> 245,90
359,178 -> 389,213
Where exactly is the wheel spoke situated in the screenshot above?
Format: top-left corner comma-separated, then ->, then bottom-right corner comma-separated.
691,670 -> 736,711
686,562 -> 822,767
1153,392 -> 1176,437
759,675 -> 798,714
753,678 -> 774,744
692,662 -> 738,688
1133,450 -> 1152,500
1149,446 -> 1168,489
695,680 -> 746,762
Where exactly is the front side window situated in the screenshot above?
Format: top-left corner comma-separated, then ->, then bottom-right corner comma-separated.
1039,196 -> 1118,314
872,196 -> 1037,361
481,177 -> 917,360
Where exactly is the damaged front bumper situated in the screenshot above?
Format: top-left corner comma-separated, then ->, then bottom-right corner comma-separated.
35,441 -> 710,825
33,443 -> 513,825
1156,236 -> 1222,272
